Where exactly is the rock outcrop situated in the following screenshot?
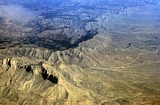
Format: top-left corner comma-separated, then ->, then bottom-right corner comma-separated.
0,0 -> 157,50
0,0 -> 160,105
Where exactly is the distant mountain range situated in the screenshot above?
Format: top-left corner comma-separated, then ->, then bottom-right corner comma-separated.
0,0 -> 160,105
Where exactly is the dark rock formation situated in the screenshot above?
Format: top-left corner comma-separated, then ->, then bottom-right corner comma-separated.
0,0 -> 157,51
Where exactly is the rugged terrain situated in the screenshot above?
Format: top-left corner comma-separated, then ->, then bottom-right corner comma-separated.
0,0 -> 160,105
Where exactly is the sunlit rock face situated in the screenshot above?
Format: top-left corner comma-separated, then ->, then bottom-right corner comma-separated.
0,0 -> 160,105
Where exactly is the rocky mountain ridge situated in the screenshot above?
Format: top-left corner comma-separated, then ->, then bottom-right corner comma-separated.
0,0 -> 158,51
0,0 -> 160,105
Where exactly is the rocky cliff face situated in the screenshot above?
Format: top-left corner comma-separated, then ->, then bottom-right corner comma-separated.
0,0 -> 160,105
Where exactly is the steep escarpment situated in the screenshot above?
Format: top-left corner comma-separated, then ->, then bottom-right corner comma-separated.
0,56 -> 110,105
0,33 -> 111,66
1,48 -> 160,105
0,0 -> 160,105
0,4 -> 98,50
0,0 -> 157,51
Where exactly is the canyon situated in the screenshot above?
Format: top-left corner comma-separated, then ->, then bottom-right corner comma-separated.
0,0 -> 160,105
